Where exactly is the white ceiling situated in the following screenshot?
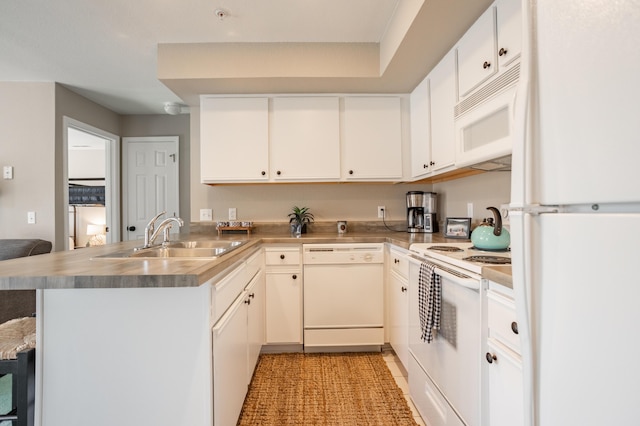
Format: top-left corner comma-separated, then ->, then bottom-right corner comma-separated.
0,0 -> 491,115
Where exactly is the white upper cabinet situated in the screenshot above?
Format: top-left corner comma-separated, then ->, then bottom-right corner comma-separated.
410,77 -> 432,179
430,50 -> 457,172
496,0 -> 522,69
201,97 -> 269,183
342,96 -> 403,181
270,97 -> 340,181
456,6 -> 498,99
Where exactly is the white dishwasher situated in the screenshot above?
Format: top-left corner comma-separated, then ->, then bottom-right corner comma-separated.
303,243 -> 384,351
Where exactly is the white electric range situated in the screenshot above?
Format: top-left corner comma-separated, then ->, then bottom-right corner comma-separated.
406,242 -> 511,426
409,242 -> 511,275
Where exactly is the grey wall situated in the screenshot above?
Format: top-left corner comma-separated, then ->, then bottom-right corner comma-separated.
0,82 -> 57,243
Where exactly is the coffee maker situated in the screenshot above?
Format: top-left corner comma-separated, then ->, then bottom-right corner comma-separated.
406,191 -> 438,233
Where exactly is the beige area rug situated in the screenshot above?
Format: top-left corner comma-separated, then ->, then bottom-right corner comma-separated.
237,353 -> 419,426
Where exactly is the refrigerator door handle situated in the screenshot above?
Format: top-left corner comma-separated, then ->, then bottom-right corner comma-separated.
510,205 -> 562,215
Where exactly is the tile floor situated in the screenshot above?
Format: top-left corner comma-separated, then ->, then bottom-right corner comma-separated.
382,350 -> 427,426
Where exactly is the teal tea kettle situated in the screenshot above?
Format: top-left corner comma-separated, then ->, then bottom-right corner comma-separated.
470,207 -> 510,250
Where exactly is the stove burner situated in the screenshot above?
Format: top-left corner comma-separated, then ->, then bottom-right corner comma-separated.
427,246 -> 465,252
462,255 -> 511,265
470,246 -> 511,253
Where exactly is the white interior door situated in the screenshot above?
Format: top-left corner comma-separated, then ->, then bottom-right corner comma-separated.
123,136 -> 179,241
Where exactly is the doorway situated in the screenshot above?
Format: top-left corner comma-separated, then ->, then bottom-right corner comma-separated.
63,117 -> 120,250
122,136 -> 180,242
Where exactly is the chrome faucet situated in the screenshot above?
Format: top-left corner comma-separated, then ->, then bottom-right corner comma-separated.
150,217 -> 184,246
142,211 -> 166,249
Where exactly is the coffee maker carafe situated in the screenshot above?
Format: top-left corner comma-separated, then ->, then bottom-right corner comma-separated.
406,191 -> 438,233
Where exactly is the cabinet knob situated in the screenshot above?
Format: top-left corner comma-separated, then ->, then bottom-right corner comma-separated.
486,352 -> 497,364
249,293 -> 255,299
261,171 -> 266,176
292,274 -> 297,280
349,170 -> 354,175
280,254 -> 285,260
277,170 -> 282,176
127,226 -> 136,231
499,47 -> 508,57
483,61 -> 491,69
401,286 -> 407,292
394,258 -> 400,264
244,299 -> 251,305
511,321 -> 519,334
430,161 -> 435,166
423,164 -> 428,169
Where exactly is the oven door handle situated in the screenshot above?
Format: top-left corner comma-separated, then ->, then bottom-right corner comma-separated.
432,267 -> 481,290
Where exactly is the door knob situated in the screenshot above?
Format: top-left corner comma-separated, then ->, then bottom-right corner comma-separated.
127,226 -> 136,231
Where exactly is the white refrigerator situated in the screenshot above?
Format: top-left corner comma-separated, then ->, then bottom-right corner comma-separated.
510,1 -> 640,425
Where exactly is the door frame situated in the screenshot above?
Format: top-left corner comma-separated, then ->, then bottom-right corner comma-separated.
63,116 -> 121,248
122,136 -> 180,240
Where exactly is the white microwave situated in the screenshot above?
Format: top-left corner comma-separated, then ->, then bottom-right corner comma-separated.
454,63 -> 520,169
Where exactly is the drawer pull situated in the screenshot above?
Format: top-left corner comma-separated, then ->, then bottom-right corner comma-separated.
292,274 -> 297,280
249,293 -> 255,299
486,352 -> 497,364
394,258 -> 400,264
511,321 -> 519,334
401,286 -> 407,292
483,61 -> 491,69
280,254 -> 285,260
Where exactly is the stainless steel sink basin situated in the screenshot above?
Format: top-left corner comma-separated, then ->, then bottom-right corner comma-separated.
165,240 -> 245,250
94,240 -> 247,259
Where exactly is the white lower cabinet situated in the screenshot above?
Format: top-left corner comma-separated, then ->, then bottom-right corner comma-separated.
265,246 -> 303,345
484,281 -> 524,426
211,250 -> 265,426
388,248 -> 410,369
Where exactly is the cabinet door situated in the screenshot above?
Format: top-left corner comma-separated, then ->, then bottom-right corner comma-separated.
388,270 -> 409,369
486,340 -> 525,426
246,270 -> 265,384
271,97 -> 340,181
212,292 -> 249,426
265,271 -> 302,344
343,97 -> 403,180
200,97 -> 269,182
496,0 -> 522,69
429,51 -> 456,171
457,6 -> 497,98
410,77 -> 432,178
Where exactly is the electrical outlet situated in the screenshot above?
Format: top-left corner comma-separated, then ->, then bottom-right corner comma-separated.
467,202 -> 474,218
27,211 -> 36,224
378,206 -> 385,219
228,208 -> 237,220
199,209 -> 213,221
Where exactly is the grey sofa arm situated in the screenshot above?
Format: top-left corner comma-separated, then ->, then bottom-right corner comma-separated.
0,239 -> 52,261
0,239 -> 52,324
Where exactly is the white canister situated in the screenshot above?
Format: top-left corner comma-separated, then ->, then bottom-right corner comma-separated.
337,221 -> 347,234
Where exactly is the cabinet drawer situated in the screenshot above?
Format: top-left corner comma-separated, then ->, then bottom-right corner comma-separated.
390,249 -> 409,279
265,247 -> 301,266
211,264 -> 248,325
487,290 -> 520,353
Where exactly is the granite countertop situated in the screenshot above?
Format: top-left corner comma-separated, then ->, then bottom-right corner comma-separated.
0,231 -> 512,290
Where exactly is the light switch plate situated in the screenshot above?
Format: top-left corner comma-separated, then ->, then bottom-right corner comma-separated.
228,208 -> 237,221
27,211 -> 36,224
199,208 -> 213,221
3,166 -> 13,179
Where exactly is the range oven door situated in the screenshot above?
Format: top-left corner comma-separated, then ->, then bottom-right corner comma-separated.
408,257 -> 482,426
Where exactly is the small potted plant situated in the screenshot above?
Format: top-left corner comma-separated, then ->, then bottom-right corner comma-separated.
288,206 -> 314,237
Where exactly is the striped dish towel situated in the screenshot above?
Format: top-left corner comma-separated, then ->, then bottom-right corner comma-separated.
419,262 -> 442,343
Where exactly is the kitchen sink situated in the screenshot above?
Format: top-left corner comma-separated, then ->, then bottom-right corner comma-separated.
94,240 -> 247,259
